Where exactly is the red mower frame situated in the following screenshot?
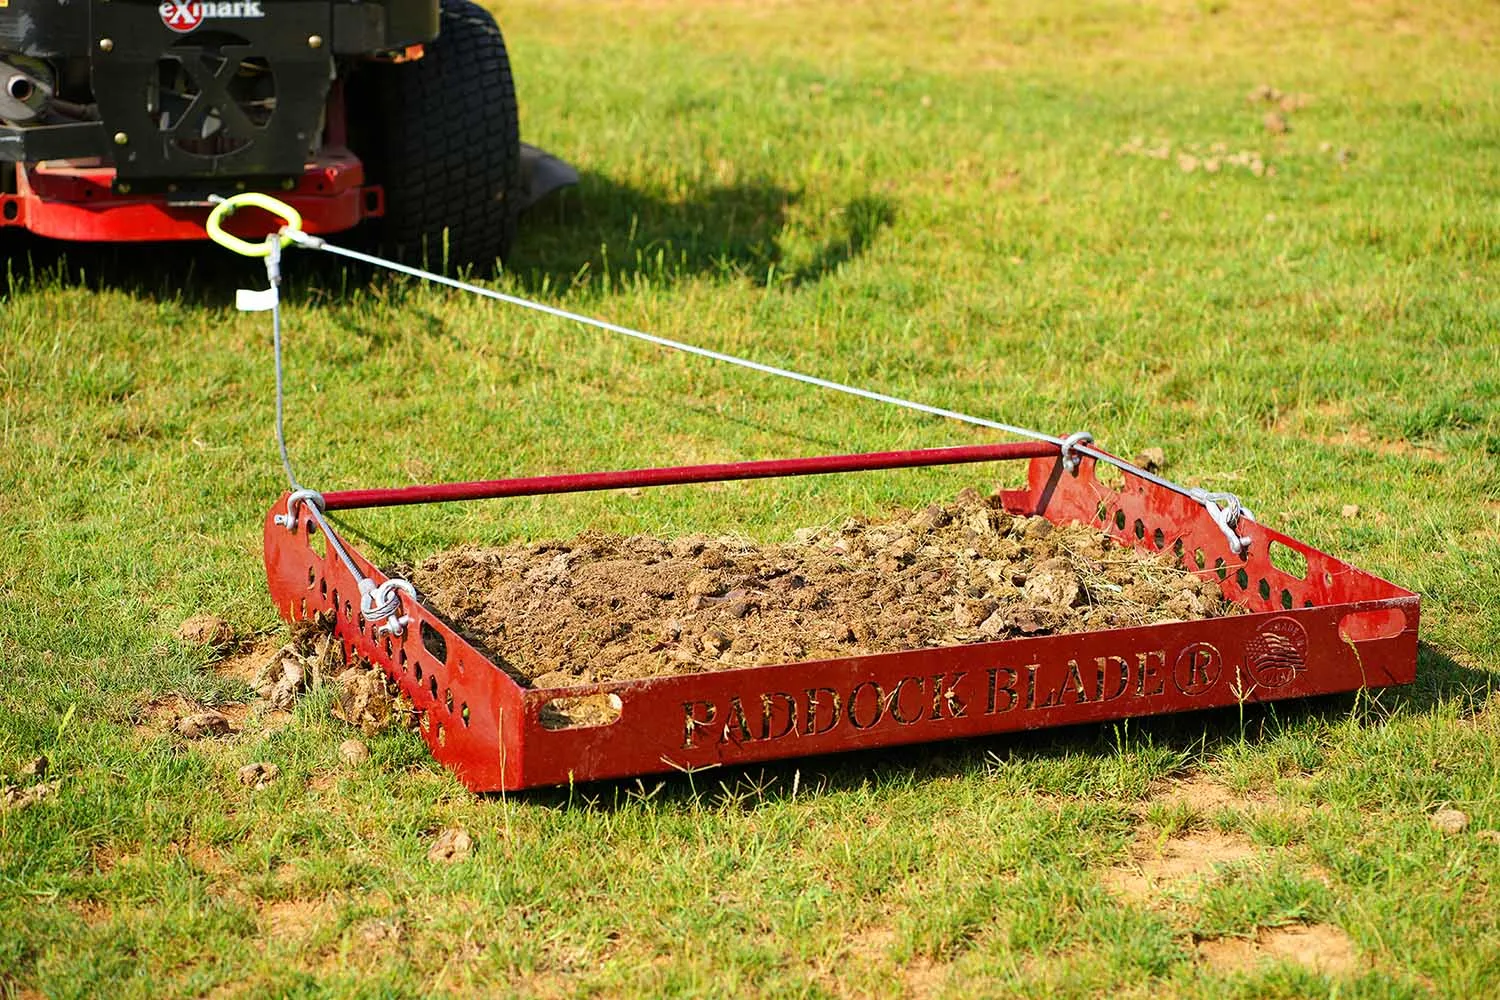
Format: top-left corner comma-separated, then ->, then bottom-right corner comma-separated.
263,444 -> 1419,793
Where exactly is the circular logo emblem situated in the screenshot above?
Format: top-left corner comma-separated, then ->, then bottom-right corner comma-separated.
1173,642 -> 1222,696
160,1 -> 204,33
1245,617 -> 1308,689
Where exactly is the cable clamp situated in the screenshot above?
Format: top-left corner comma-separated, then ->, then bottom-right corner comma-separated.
274,488 -> 326,531
1059,431 -> 1094,473
282,228 -> 326,250
360,578 -> 418,637
1189,488 -> 1255,556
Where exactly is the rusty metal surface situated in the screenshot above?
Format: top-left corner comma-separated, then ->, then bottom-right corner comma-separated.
264,453 -> 1419,792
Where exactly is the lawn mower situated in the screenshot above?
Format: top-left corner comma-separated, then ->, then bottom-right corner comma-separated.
0,0 -> 572,266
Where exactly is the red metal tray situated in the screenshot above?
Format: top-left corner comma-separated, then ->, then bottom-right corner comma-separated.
263,449 -> 1418,792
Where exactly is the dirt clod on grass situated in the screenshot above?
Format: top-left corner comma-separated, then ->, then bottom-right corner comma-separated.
237,762 -> 280,789
412,489 -> 1241,687
177,711 -> 232,740
338,738 -> 371,767
1430,807 -> 1470,835
427,827 -> 473,864
332,666 -> 413,736
1,779 -> 60,813
178,614 -> 237,651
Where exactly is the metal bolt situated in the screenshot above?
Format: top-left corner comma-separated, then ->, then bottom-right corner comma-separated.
281,178 -> 296,191
113,131 -> 128,146
308,35 -> 324,49
235,181 -> 247,191
99,38 -> 114,53
117,183 -> 131,194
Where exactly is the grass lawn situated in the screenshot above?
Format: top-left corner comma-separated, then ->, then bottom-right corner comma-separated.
3,0 -> 1499,995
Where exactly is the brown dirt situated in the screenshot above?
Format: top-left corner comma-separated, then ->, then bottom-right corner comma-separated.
412,489 -> 1240,688
1103,830 -> 1261,902
1197,923 -> 1360,977
212,637 -> 285,685
1147,774 -> 1263,815
258,897 -> 328,940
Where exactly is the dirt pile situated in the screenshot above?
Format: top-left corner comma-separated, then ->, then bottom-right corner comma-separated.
412,488 -> 1241,687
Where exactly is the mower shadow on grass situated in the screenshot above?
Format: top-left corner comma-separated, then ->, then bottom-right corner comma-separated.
0,173 -> 895,302
508,641 -> 1491,812
0,232 -> 279,306
510,171 -> 896,292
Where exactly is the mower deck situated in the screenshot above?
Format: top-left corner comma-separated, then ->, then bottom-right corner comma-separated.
262,448 -> 1419,792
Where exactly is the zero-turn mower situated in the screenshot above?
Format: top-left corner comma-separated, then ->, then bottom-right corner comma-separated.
0,0 -> 570,266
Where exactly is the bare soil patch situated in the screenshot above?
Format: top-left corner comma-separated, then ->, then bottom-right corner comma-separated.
258,897 -> 328,940
1147,774 -> 1262,815
1104,830 -> 1260,902
1197,923 -> 1359,977
212,637 -> 287,685
413,489 -> 1239,687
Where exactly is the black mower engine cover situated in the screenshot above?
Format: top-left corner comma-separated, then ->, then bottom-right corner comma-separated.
0,0 -> 439,183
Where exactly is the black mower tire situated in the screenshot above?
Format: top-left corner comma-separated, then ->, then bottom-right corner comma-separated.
359,0 -> 521,271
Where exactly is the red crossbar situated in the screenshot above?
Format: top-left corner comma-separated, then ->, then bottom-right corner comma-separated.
319,441 -> 1059,511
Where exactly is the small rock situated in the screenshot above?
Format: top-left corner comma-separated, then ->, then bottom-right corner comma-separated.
427,827 -> 473,863
177,615 -> 236,651
1263,112 -> 1289,135
18,755 -> 48,781
338,738 -> 371,766
1341,504 -> 1361,519
1135,447 -> 1167,473
237,762 -> 280,789
1476,830 -> 1500,845
177,711 -> 231,739
701,629 -> 730,655
1430,808 -> 1469,835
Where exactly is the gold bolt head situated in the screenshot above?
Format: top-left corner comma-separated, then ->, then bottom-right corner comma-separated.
117,183 -> 131,194
281,178 -> 296,190
99,38 -> 114,53
308,35 -> 324,49
112,131 -> 129,146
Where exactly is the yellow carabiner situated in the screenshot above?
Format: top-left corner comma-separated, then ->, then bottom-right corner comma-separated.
205,192 -> 304,257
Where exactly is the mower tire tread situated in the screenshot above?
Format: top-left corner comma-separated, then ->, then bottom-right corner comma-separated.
365,0 -> 520,270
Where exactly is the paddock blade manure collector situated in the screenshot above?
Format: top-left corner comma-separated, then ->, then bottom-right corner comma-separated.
210,193 -> 1418,793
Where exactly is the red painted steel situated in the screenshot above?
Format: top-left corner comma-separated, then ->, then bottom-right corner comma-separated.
263,452 -> 1419,792
1,151 -> 381,242
320,442 -> 1060,511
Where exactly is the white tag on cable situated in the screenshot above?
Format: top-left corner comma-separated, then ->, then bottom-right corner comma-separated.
236,287 -> 279,312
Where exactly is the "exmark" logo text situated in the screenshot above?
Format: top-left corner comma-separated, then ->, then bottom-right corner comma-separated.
159,0 -> 265,34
